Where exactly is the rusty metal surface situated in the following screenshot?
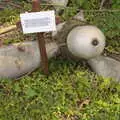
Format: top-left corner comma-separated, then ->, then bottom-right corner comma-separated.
32,0 -> 49,75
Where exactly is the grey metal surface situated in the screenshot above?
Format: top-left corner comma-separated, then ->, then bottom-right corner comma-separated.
88,56 -> 120,82
0,41 -> 58,79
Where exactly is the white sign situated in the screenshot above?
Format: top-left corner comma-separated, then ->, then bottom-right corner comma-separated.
20,11 -> 56,34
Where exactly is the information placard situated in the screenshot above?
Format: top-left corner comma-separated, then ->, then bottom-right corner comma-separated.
20,11 -> 56,34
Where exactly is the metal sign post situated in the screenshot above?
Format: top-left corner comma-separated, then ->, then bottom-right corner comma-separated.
32,0 -> 49,75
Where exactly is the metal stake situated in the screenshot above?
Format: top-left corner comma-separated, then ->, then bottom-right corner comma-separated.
32,0 -> 49,75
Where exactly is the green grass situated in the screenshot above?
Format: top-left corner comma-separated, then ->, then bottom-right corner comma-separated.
0,0 -> 120,120
0,59 -> 120,120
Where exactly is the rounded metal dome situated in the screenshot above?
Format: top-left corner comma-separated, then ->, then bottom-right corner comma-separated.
67,25 -> 106,59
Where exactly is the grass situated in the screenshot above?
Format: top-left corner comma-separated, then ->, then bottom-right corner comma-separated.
0,0 -> 120,120
0,59 -> 120,120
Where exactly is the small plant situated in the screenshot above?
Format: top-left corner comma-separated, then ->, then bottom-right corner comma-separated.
0,59 -> 120,120
0,8 -> 19,25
